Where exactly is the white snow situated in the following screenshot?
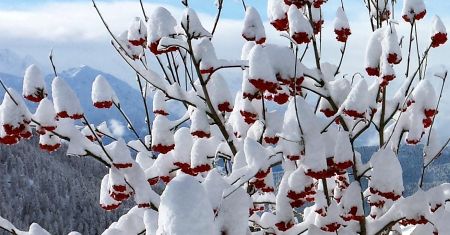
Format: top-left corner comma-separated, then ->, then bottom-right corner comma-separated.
248,45 -> 277,88
127,17 -> 147,46
242,7 -> 266,44
22,64 -> 46,102
157,174 -> 216,235
181,8 -> 212,38
147,7 -> 177,44
288,6 -> 313,44
333,7 -> 350,31
401,0 -> 426,22
92,75 -> 119,108
33,98 -> 57,130
51,77 -> 83,119
369,148 -> 404,199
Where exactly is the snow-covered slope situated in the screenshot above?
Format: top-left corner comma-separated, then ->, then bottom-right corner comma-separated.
0,138 -> 128,235
0,49 -> 45,77
46,65 -> 149,133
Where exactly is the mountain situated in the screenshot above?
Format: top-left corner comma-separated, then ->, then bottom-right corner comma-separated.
45,65 -> 150,135
0,65 -> 152,138
0,49 -> 46,77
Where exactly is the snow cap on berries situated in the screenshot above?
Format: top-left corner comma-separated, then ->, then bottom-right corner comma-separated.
267,0 -> 289,31
52,77 -> 83,119
92,75 -> 118,109
288,6 -> 313,44
311,5 -> 324,35
382,25 -> 402,64
333,7 -> 351,43
191,137 -> 217,174
153,90 -> 169,116
369,148 -> 404,200
172,127 -> 193,173
431,15 -> 447,48
287,165 -> 315,202
240,98 -> 258,124
80,125 -> 94,142
208,73 -> 234,112
402,0 -> 426,23
365,28 -> 384,76
242,7 -> 266,44
263,110 -> 284,144
193,38 -> 218,74
332,130 -> 353,171
248,44 -> 277,92
108,167 -> 129,201
34,98 -> 57,132
23,64 -> 47,102
0,88 -> 32,140
342,79 -> 369,119
117,30 -> 141,60
397,190 -> 430,226
190,108 -> 210,138
151,115 -> 175,154
340,182 -> 364,221
128,17 -> 147,47
380,59 -> 396,86
181,8 -> 212,38
39,133 -> 61,152
99,174 -> 121,211
106,139 -> 134,169
412,79 -> 437,113
147,7 -> 178,54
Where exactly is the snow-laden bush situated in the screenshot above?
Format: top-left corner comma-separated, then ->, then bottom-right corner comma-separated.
1,0 -> 450,234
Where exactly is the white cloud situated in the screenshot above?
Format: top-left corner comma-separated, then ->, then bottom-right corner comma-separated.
0,1 -> 245,80
0,2 -> 167,42
109,119 -> 126,137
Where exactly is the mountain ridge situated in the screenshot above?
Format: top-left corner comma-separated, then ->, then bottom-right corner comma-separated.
0,64 -> 151,138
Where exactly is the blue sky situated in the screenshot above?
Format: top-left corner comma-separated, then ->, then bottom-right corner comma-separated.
0,0 -> 265,18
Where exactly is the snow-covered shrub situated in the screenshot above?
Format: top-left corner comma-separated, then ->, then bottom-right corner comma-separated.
0,1 -> 449,235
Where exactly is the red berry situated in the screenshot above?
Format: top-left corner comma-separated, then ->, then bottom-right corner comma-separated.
152,144 -> 175,154
431,32 -> 448,48
292,32 -> 311,44
366,67 -> 380,76
271,15 -> 289,31
335,28 -> 351,43
94,101 -> 113,109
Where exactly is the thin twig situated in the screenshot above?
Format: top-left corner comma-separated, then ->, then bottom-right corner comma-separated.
405,21 -> 415,78
0,79 -> 18,105
49,49 -> 58,77
241,0 -> 247,12
139,0 -> 148,21
113,102 -> 149,151
334,42 -> 347,76
136,75 -> 152,139
414,23 -> 423,80
186,33 -> 237,155
211,0 -> 223,35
